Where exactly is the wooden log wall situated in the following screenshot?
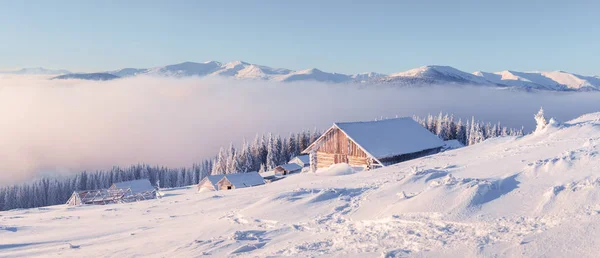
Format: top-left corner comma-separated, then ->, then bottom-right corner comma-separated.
315,128 -> 367,157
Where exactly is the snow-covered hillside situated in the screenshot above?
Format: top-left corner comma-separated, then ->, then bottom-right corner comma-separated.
473,70 -> 600,91
384,65 -> 494,86
2,112 -> 600,257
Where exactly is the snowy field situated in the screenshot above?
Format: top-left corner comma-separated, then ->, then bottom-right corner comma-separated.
2,113 -> 600,257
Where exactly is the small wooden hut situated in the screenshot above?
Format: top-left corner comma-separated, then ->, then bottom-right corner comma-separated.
197,174 -> 226,192
198,172 -> 265,192
274,163 -> 303,176
216,172 -> 265,191
302,117 -> 444,171
288,155 -> 310,168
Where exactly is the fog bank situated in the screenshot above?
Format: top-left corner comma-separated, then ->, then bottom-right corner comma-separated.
1,74 -> 598,184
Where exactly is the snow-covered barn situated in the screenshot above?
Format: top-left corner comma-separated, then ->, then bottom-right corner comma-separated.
197,172 -> 265,192
274,163 -> 303,176
302,117 -> 444,171
288,155 -> 310,168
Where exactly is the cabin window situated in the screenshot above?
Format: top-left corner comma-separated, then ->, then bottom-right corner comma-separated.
227,186 -> 232,190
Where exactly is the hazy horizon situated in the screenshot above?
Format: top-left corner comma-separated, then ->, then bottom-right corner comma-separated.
1,74 -> 599,185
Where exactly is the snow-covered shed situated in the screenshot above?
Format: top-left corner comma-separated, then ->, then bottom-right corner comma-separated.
302,117 -> 444,170
288,155 -> 310,168
109,179 -> 157,201
197,174 -> 226,192
67,190 -> 112,206
216,172 -> 265,191
66,188 -> 130,206
274,163 -> 303,176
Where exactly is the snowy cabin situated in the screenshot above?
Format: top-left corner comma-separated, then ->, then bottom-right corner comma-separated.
197,172 -> 265,192
109,179 -> 157,201
274,163 -> 303,176
302,117 -> 444,170
67,189 -> 121,206
288,155 -> 310,168
197,174 -> 226,192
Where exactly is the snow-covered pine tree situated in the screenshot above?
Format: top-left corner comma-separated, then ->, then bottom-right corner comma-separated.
212,147 -> 227,175
535,107 -> 548,132
288,133 -> 298,159
275,135 -> 284,164
435,112 -> 445,139
241,142 -> 253,172
266,134 -> 277,170
455,119 -> 466,145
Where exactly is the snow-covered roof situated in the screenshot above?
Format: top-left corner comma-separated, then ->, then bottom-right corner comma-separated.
221,172 -> 265,189
203,174 -> 226,188
308,117 -> 443,163
277,163 -> 303,172
443,139 -> 464,150
112,179 -> 155,194
290,155 -> 310,166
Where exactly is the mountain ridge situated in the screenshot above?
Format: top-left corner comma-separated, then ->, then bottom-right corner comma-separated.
4,62 -> 599,91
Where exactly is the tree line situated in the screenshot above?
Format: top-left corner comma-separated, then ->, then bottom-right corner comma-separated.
0,113 -> 526,211
0,130 -> 320,211
412,113 -> 524,146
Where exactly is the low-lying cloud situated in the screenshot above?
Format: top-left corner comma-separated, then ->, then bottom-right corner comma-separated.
1,74 -> 599,184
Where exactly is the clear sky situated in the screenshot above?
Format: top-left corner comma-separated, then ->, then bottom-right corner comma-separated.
1,0 -> 598,75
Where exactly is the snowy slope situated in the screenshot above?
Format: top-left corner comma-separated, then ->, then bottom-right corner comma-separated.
473,70 -> 600,91
279,68 -> 353,83
2,113 -> 600,257
386,65 -> 494,85
145,61 -> 224,77
540,71 -> 600,90
108,68 -> 148,77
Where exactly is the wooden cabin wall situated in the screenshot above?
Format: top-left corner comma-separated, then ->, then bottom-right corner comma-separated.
315,128 -> 368,157
316,152 -> 368,168
314,128 -> 370,168
217,180 -> 234,190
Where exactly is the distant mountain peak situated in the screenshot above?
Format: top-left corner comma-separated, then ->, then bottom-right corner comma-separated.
91,61 -> 600,91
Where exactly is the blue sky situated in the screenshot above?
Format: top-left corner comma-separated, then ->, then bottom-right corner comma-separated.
1,0 -> 598,75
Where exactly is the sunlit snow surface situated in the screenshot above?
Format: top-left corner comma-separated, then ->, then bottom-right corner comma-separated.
2,113 -> 600,257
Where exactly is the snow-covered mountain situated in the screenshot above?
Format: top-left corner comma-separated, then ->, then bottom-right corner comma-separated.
108,68 -> 148,77
102,61 -> 598,91
472,70 -> 600,91
51,73 -> 120,81
382,65 -> 494,86
0,67 -> 71,75
3,112 -> 600,257
7,61 -> 593,91
279,68 -> 353,83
